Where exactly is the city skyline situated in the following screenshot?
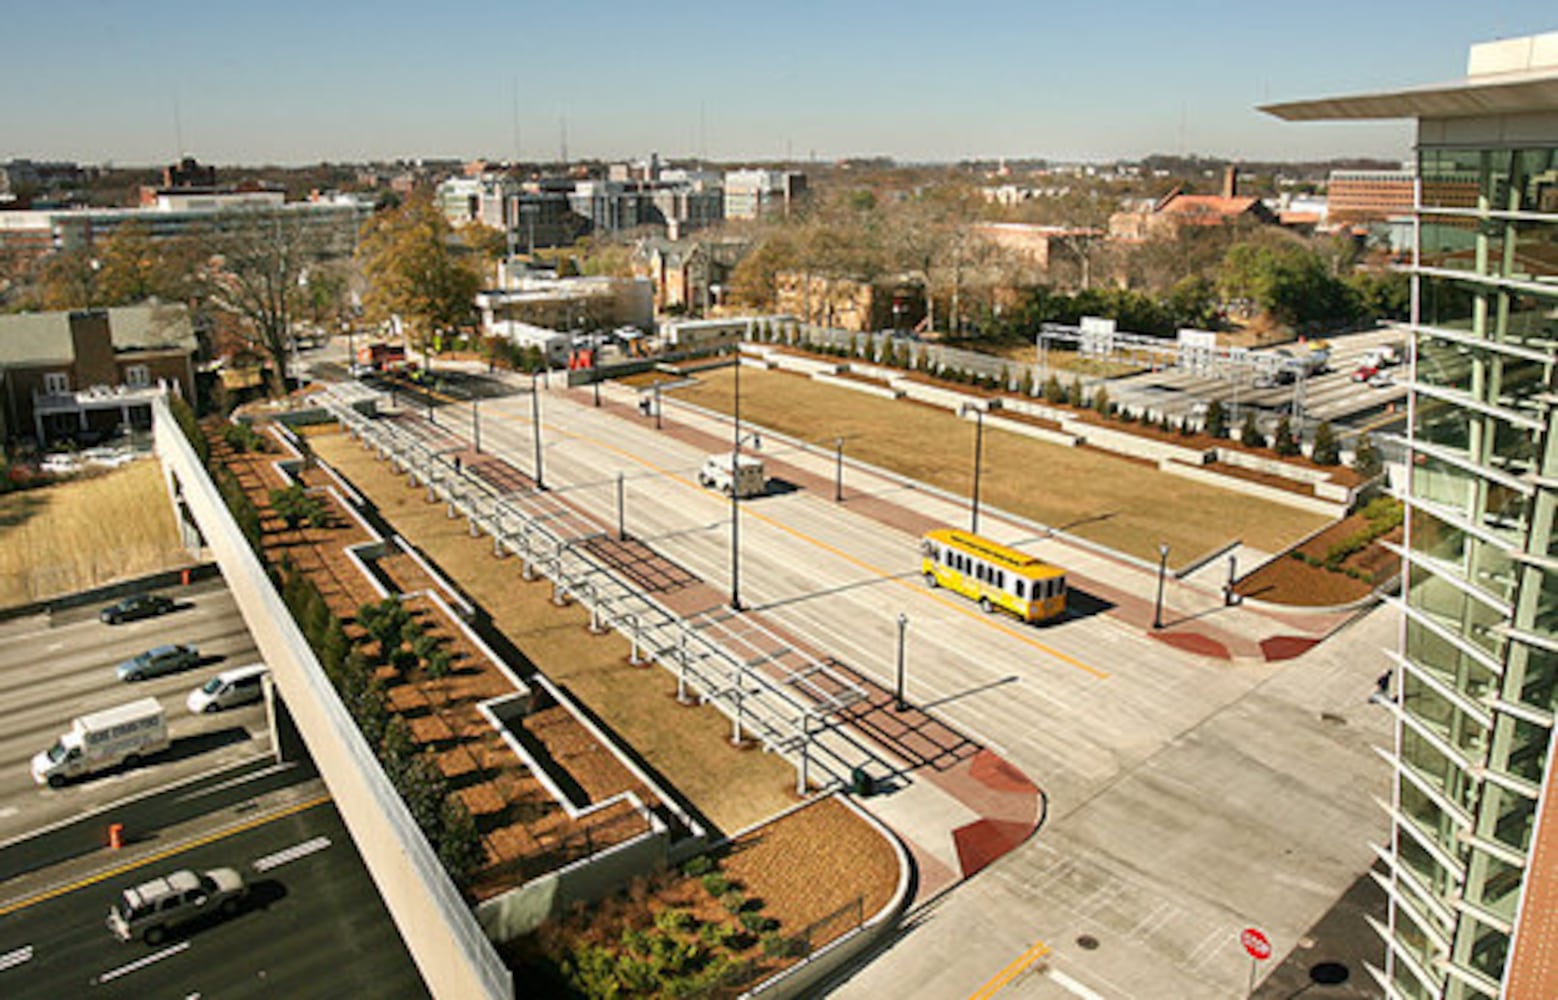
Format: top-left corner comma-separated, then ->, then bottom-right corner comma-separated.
3,1 -> 1553,167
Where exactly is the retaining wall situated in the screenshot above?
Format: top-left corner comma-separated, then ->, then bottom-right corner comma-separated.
1064,420 -> 1215,465
812,372 -> 902,401
1160,459 -> 1347,518
982,412 -> 1080,447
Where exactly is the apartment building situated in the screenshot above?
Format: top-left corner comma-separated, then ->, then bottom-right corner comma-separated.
1266,31 -> 1558,1000
723,169 -> 806,221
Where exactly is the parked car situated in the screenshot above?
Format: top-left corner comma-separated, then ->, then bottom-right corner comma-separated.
107,867 -> 247,944
187,664 -> 269,713
1352,364 -> 1380,383
100,593 -> 176,625
116,644 -> 199,682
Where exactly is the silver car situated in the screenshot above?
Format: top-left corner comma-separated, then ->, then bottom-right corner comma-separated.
107,867 -> 247,944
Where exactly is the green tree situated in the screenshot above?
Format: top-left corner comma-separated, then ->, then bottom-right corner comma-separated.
1204,400 -> 1227,438
1066,377 -> 1084,407
357,194 -> 481,368
1353,434 -> 1383,479
1311,421 -> 1340,465
1240,412 -> 1265,450
1272,416 -> 1300,456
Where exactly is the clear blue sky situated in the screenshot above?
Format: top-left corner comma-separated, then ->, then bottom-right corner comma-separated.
2,1 -> 1552,166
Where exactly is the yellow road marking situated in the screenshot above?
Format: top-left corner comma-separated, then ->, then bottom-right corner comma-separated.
968,938 -> 1052,1000
411,389 -> 1109,679
0,793 -> 332,917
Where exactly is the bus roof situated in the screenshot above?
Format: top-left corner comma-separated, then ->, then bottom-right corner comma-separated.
924,528 -> 1064,579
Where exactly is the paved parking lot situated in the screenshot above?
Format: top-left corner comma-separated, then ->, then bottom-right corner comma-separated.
0,576 -> 271,845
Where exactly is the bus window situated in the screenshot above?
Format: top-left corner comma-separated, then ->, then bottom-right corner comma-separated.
1015,579 -> 1026,599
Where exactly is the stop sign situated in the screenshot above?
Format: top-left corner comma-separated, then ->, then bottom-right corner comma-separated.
1241,927 -> 1272,961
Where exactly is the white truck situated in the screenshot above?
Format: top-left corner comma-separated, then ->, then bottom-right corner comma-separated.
32,698 -> 169,788
698,453 -> 766,498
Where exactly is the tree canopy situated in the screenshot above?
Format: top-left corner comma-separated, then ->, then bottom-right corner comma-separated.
357,194 -> 481,361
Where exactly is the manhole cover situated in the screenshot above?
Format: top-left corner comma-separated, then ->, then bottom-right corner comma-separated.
1076,935 -> 1099,951
1309,961 -> 1350,985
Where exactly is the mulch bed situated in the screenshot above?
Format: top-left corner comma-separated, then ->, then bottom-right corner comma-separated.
1233,512 -> 1401,606
502,795 -> 900,997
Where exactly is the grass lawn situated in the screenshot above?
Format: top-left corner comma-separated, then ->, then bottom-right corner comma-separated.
311,431 -> 800,834
670,367 -> 1329,564
0,459 -> 190,608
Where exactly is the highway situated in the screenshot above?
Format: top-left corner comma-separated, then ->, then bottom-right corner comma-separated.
0,577 -> 271,846
0,793 -> 427,999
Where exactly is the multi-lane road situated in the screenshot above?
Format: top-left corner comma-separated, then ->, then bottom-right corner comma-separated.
332,363 -> 1394,999
0,794 -> 426,999
0,578 -> 271,846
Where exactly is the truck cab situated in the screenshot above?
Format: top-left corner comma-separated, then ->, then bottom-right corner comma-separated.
697,453 -> 766,498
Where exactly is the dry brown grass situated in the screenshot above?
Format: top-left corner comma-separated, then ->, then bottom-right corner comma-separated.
672,367 -> 1329,563
311,432 -> 801,833
0,459 -> 190,608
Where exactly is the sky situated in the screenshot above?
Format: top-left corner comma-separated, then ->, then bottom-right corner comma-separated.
2,1 -> 1554,168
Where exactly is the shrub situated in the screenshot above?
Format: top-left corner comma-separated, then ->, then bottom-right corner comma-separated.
1240,412 -> 1265,450
721,890 -> 746,914
701,873 -> 731,897
411,632 -> 440,661
1353,434 -> 1383,478
739,911 -> 776,934
424,650 -> 453,679
1205,400 -> 1227,439
682,855 -> 714,878
1092,386 -> 1110,415
1272,417 -> 1300,457
656,908 -> 694,936
390,648 -> 419,673
1066,377 -> 1084,407
699,921 -> 737,949
1043,374 -> 1065,404
1311,421 -> 1340,465
761,933 -> 809,959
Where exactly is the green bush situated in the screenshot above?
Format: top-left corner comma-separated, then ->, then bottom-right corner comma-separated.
701,873 -> 731,897
424,650 -> 453,678
739,911 -> 776,934
721,890 -> 746,914
682,855 -> 715,878
656,908 -> 694,936
699,921 -> 737,949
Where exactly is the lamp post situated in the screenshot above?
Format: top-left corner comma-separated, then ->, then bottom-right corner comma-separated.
965,405 -> 985,535
894,613 -> 909,711
530,372 -> 545,491
729,348 -> 749,611
834,436 -> 844,503
1153,542 -> 1170,630
472,395 -> 481,454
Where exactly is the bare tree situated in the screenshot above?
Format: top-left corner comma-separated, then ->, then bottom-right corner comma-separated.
201,209 -> 331,397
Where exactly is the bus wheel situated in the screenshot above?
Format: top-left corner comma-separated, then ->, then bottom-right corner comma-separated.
923,572 -> 937,588
979,597 -> 993,614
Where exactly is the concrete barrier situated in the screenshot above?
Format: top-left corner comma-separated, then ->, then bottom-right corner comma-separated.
888,378 -> 987,413
1159,459 -> 1347,518
1063,419 -> 1215,465
1215,447 -> 1330,484
152,398 -> 512,1000
772,354 -> 841,376
813,372 -> 902,401
983,412 -> 1081,448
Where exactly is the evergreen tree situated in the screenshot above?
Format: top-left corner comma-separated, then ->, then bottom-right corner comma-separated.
1312,421 -> 1340,465
1273,417 -> 1300,456
1044,374 -> 1065,403
1204,400 -> 1227,439
1353,434 -> 1383,478
1067,377 -> 1084,407
1240,412 -> 1265,450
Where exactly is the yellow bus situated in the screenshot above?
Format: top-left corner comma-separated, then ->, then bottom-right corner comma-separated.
920,528 -> 1067,623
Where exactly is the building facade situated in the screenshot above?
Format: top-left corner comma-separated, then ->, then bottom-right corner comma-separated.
1266,31 -> 1558,1000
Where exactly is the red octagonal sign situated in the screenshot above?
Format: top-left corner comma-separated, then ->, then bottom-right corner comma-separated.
1241,927 -> 1273,961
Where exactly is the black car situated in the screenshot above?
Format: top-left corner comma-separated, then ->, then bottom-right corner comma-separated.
99,594 -> 176,625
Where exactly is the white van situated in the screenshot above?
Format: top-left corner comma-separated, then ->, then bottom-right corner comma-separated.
698,453 -> 766,498
186,664 -> 269,714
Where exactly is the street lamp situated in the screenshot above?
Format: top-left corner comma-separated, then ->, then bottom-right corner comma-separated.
1153,542 -> 1170,630
471,395 -> 481,454
962,404 -> 985,535
729,348 -> 759,611
894,613 -> 909,711
834,436 -> 845,503
530,372 -> 545,491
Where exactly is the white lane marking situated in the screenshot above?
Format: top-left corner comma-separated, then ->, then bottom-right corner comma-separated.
0,807 -> 18,819
45,642 -> 64,651
0,945 -> 33,972
96,941 -> 189,983
175,762 -> 298,802
1050,968 -> 1108,1000
252,835 -> 331,872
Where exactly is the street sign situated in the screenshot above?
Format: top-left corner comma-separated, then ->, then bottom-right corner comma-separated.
1241,927 -> 1272,961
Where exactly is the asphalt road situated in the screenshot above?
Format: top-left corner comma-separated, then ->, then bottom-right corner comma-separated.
0,795 -> 428,999
354,373 -> 1392,999
0,576 -> 271,845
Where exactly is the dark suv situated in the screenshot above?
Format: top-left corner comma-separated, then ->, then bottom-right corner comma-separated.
100,594 -> 176,625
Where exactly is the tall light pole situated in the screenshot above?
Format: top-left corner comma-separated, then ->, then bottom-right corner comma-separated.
530,372 -> 545,491
894,613 -> 909,711
965,405 -> 985,535
1153,542 -> 1170,630
730,347 -> 744,611
834,436 -> 844,503
472,395 -> 481,454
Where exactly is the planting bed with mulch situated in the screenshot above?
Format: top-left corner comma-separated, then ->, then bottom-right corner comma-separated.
501,795 -> 900,998
1234,505 -> 1402,606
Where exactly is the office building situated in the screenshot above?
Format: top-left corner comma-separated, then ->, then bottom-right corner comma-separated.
1265,31 -> 1558,1000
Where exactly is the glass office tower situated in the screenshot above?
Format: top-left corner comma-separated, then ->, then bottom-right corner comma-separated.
1266,34 -> 1558,1000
